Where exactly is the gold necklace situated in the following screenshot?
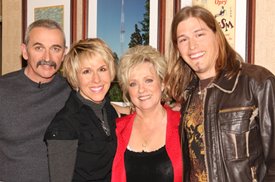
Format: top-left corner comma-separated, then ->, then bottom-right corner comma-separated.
141,142 -> 147,149
138,110 -> 167,151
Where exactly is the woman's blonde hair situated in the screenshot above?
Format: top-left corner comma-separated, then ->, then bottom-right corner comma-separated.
118,45 -> 167,104
62,38 -> 116,90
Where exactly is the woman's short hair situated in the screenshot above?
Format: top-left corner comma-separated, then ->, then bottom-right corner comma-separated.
118,45 -> 167,104
62,38 -> 116,90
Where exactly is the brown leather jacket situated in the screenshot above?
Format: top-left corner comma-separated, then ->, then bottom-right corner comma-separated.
180,63 -> 275,182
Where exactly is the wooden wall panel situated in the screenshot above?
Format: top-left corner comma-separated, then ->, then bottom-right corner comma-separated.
254,0 -> 275,74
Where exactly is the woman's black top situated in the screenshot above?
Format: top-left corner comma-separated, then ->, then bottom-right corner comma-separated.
124,146 -> 174,182
44,91 -> 117,181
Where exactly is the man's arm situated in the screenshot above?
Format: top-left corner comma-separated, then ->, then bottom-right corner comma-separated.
46,140 -> 78,182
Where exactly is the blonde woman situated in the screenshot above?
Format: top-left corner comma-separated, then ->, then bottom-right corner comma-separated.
44,38 -> 128,181
111,45 -> 183,182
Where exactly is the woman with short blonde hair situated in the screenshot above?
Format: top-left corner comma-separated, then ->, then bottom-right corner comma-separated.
45,38 -> 122,181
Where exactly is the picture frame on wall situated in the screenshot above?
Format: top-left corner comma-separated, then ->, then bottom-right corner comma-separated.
178,0 -> 255,63
22,0 -> 77,48
83,0 -> 165,57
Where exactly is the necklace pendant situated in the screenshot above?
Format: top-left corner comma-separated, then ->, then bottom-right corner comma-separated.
198,89 -> 204,100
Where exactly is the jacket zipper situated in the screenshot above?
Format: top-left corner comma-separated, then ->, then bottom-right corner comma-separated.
202,89 -> 211,182
219,106 -> 255,113
251,166 -> 257,182
205,86 -> 227,181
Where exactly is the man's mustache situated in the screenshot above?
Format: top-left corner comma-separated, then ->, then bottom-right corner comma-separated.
36,60 -> 57,69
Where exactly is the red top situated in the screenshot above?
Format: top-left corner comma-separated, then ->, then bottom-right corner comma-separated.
111,106 -> 183,182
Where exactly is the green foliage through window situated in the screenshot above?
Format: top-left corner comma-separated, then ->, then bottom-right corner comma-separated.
108,81 -> 123,102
